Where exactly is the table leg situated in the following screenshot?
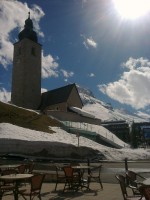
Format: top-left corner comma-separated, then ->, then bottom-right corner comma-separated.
14,181 -> 19,200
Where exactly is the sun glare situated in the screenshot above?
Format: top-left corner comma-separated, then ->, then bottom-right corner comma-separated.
113,0 -> 150,19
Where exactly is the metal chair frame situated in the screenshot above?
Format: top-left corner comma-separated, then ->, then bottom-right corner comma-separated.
139,185 -> 150,200
63,166 -> 80,192
115,174 -> 143,200
126,170 -> 146,195
88,165 -> 103,189
18,173 -> 45,200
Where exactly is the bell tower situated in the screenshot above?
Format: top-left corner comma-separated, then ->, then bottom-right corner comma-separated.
11,13 -> 41,109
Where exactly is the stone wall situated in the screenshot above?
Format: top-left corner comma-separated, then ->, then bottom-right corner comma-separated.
0,139 -> 98,159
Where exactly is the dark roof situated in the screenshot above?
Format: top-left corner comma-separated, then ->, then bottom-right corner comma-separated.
18,13 -> 38,43
40,83 -> 83,110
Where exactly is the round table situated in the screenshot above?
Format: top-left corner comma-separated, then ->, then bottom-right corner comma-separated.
72,165 -> 91,170
0,173 -> 33,200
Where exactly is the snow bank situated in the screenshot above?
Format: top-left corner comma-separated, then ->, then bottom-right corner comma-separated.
0,123 -> 150,160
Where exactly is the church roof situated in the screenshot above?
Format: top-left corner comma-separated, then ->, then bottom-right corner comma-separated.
40,83 -> 83,110
18,12 -> 38,43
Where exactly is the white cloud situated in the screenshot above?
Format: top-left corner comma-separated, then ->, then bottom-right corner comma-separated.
86,37 -> 97,48
88,73 -> 95,77
0,1 -> 44,69
42,52 -> 59,78
0,88 -> 11,103
98,57 -> 150,109
60,69 -> 74,83
60,69 -> 74,78
0,1 -> 60,79
81,35 -> 97,49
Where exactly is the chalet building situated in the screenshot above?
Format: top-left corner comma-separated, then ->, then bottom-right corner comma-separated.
101,121 -> 130,143
40,83 -> 101,125
40,83 -> 83,112
131,122 -> 150,148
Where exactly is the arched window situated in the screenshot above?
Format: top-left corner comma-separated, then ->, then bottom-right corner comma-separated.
31,47 -> 35,56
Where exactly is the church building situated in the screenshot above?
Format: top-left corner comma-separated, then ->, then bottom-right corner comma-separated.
11,13 -> 41,109
11,13 -> 84,114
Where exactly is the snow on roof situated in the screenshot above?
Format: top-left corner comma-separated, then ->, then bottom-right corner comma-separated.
70,106 -> 95,119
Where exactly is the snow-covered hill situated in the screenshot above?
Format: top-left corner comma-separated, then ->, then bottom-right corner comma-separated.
77,85 -> 150,123
0,123 -> 150,161
1,85 -> 150,161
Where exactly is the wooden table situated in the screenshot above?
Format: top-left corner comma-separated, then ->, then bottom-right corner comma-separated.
72,166 -> 91,170
0,173 -> 33,200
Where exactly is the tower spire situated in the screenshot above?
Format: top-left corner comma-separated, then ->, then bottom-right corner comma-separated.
18,12 -> 38,43
28,11 -> 30,19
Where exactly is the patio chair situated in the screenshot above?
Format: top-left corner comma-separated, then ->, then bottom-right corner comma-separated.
139,185 -> 150,200
54,165 -> 66,191
18,173 -> 45,200
88,165 -> 103,189
25,163 -> 35,174
115,174 -> 143,200
71,164 -> 89,190
17,164 -> 26,174
126,170 -> 146,195
0,183 -> 16,200
1,169 -> 17,176
0,169 -> 18,199
63,166 -> 80,192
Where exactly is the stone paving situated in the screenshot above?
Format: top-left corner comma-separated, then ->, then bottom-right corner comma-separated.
2,182 -> 123,200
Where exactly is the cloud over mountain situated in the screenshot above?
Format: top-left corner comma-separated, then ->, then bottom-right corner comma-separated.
98,57 -> 150,110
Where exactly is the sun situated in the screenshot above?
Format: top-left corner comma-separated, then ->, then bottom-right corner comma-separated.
113,0 -> 150,19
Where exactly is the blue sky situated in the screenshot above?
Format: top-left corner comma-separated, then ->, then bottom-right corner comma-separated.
1,0 -> 150,116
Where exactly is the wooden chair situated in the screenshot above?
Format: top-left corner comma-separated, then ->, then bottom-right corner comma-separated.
63,166 -> 80,192
0,183 -> 16,200
1,169 -> 17,176
139,185 -> 150,200
17,164 -> 26,174
0,169 -> 17,199
18,173 -> 45,200
126,170 -> 146,195
88,165 -> 103,189
71,164 -> 88,190
25,163 -> 35,174
115,174 -> 143,200
54,166 -> 66,191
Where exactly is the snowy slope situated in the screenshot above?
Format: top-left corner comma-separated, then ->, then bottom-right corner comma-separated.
1,85 -> 150,161
77,85 -> 150,122
0,123 -> 150,161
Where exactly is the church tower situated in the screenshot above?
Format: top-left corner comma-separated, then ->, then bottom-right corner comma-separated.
11,13 -> 41,109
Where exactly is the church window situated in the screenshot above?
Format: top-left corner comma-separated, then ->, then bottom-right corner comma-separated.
17,47 -> 21,56
31,47 -> 36,56
19,47 -> 21,55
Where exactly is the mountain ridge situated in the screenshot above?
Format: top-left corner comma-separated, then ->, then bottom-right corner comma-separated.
77,84 -> 150,123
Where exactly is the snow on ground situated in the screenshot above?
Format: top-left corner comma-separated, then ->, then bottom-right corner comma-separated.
0,123 -> 150,161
